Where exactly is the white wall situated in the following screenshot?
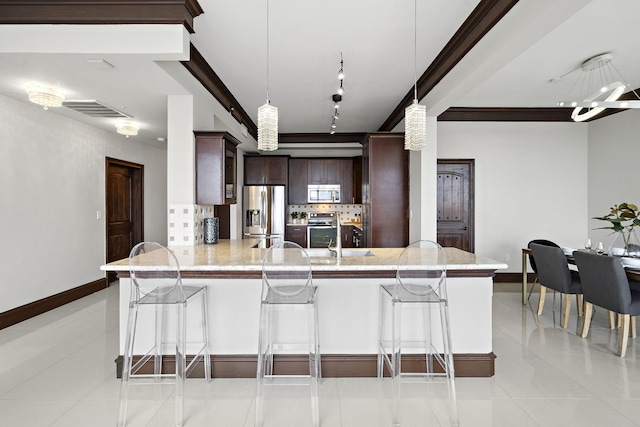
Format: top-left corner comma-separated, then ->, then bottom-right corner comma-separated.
0,95 -> 167,312
587,109 -> 640,247
437,121 -> 588,272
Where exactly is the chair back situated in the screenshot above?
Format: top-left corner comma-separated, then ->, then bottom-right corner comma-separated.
527,239 -> 560,273
529,243 -> 576,293
128,242 -> 182,301
394,240 -> 447,299
573,251 -> 631,313
262,241 -> 312,299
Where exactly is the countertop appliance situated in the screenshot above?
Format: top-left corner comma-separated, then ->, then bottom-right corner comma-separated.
308,184 -> 340,203
243,186 -> 285,248
307,212 -> 337,248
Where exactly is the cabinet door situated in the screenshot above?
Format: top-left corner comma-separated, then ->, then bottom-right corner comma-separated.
286,225 -> 307,247
288,159 -> 308,204
264,156 -> 288,185
308,159 -> 340,184
244,156 -> 266,185
341,225 -> 354,248
195,132 -> 238,205
307,159 -> 324,184
338,159 -> 353,204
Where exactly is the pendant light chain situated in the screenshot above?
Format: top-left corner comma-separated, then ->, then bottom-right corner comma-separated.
257,0 -> 278,151
404,0 -> 427,151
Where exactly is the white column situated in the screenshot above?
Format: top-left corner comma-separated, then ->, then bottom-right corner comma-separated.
420,116 -> 438,241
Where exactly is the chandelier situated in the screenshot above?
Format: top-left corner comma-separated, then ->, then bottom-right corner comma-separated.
404,0 -> 426,150
257,0 -> 278,151
556,53 -> 640,122
25,82 -> 65,110
115,120 -> 139,138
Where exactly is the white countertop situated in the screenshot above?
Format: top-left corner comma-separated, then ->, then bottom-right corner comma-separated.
101,239 -> 507,273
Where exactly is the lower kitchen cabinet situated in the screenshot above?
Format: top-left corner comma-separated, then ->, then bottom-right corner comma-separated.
341,225 -> 354,248
285,225 -> 307,248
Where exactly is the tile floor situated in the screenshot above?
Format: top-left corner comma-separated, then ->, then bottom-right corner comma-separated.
1,283 -> 639,426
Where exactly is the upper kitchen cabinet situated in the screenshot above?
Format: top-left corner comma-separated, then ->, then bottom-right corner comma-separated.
352,156 -> 362,204
338,158 -> 354,204
195,131 -> 239,205
362,133 -> 408,248
288,158 -> 309,204
244,155 -> 289,185
308,159 -> 340,185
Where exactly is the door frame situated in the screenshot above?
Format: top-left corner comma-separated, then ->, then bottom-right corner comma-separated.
437,159 -> 475,252
105,157 -> 144,283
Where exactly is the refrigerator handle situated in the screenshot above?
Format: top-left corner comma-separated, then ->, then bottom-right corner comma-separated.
260,190 -> 267,229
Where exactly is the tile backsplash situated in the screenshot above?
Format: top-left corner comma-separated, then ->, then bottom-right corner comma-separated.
288,204 -> 362,223
168,204 -> 215,246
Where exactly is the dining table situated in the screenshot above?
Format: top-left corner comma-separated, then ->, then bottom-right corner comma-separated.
521,247 -> 640,305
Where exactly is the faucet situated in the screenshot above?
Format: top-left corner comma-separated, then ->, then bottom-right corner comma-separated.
328,212 -> 342,259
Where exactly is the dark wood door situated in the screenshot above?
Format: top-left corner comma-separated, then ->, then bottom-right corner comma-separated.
106,158 -> 143,283
437,159 -> 474,252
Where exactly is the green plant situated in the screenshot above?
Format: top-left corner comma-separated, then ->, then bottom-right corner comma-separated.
299,211 -> 307,219
593,203 -> 640,233
290,211 -> 299,220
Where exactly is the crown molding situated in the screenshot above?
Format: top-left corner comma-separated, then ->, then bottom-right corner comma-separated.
0,0 -> 204,33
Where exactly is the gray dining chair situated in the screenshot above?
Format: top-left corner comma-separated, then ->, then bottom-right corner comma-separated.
526,239 -> 561,301
529,243 -> 582,328
573,250 -> 640,357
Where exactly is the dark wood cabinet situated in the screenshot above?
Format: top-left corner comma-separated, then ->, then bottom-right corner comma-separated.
195,131 -> 239,205
308,159 -> 340,185
288,158 -> 309,204
338,159 -> 353,204
286,225 -> 307,247
352,156 -> 362,204
244,155 -> 288,185
362,133 -> 409,248
291,158 -> 356,204
341,225 -> 354,248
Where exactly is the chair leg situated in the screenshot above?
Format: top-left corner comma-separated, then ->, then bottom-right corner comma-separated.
377,287 -> 385,380
608,311 -> 617,329
581,302 -> 593,338
439,301 -> 459,427
632,316 -> 637,339
576,294 -> 583,317
391,299 -> 401,427
618,314 -> 630,357
561,294 -> 571,329
255,304 -> 268,427
175,301 -> 187,427
201,288 -> 211,381
118,303 -> 139,427
307,302 -> 320,427
537,285 -> 547,315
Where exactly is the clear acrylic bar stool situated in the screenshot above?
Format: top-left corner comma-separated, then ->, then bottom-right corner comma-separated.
118,242 -> 211,427
377,240 -> 458,426
255,241 -> 320,427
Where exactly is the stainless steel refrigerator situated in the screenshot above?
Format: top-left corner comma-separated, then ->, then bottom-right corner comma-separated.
243,186 -> 285,247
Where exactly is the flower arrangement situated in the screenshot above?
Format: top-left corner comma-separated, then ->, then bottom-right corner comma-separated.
299,211 -> 307,222
593,203 -> 640,255
290,211 -> 299,222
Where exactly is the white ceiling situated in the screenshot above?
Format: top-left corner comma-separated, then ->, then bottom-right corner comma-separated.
0,0 -> 638,152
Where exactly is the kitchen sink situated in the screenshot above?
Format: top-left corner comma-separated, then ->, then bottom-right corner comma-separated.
305,248 -> 375,258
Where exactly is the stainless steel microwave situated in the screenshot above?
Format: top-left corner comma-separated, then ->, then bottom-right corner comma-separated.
307,184 -> 340,203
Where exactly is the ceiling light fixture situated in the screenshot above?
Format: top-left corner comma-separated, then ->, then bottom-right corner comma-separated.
330,54 -> 344,134
404,0 -> 427,151
115,120 -> 139,138
257,0 -> 278,151
25,82 -> 65,110
556,53 -> 640,122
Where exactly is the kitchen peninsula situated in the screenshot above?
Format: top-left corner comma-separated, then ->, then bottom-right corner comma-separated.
102,240 -> 506,377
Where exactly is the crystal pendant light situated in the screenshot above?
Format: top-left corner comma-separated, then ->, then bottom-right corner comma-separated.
257,0 -> 278,151
404,0 -> 427,151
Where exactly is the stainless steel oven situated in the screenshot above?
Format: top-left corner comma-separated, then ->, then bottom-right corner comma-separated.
306,212 -> 337,248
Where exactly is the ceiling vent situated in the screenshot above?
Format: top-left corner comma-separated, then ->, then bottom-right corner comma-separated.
62,100 -> 131,118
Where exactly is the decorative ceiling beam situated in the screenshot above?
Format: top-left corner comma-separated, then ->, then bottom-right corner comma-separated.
438,107 -> 573,122
378,0 -> 520,131
279,133 -> 367,145
0,0 -> 204,33
182,43 -> 258,140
